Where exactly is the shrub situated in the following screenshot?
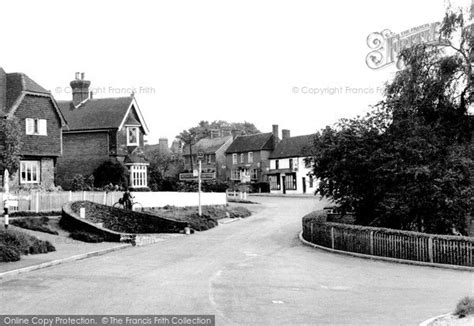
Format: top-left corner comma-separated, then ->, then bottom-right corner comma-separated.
71,174 -> 94,191
302,210 -> 327,224
10,217 -> 59,235
11,211 -> 60,217
70,231 -> 105,243
0,229 -> 55,259
454,296 -> 474,317
93,160 -> 129,188
226,206 -> 252,218
0,246 -> 21,262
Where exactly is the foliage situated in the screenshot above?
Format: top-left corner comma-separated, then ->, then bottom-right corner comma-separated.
70,174 -> 95,191
0,118 -> 22,177
0,229 -> 55,262
176,179 -> 229,192
145,149 -> 184,191
307,9 -> 473,234
93,160 -> 129,189
454,296 -> 474,317
10,217 -> 59,235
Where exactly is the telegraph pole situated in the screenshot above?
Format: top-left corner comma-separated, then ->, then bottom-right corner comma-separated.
197,151 -> 204,216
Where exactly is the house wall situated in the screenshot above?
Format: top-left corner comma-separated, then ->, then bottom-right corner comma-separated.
14,95 -> 62,156
268,157 -> 318,194
116,125 -> 145,157
8,157 -> 55,190
225,150 -> 271,182
56,131 -> 110,188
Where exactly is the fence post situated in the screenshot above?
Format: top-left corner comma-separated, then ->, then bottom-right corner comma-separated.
428,237 -> 433,263
69,191 -> 72,202
82,191 -> 85,201
331,227 -> 335,249
370,231 -> 374,255
35,192 -> 39,213
310,222 -> 314,243
103,192 -> 107,205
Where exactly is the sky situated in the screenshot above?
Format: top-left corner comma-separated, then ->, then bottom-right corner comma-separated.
1,0 -> 470,144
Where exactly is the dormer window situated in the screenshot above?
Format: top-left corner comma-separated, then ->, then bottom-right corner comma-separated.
127,127 -> 139,146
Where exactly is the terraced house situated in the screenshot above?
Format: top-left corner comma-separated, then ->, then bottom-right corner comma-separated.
56,73 -> 150,189
225,125 -> 279,187
0,68 -> 66,189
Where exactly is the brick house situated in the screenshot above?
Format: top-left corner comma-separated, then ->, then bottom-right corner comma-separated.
267,132 -> 317,194
56,73 -> 150,189
182,134 -> 233,181
225,125 -> 279,187
0,68 -> 66,189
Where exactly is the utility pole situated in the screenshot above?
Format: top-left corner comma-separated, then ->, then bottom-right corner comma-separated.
197,151 -> 204,216
3,169 -> 9,229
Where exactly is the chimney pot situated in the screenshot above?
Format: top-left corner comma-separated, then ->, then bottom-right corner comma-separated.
282,129 -> 291,140
81,72 -> 85,80
75,72 -> 81,80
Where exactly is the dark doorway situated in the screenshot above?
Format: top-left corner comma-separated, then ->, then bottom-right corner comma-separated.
282,176 -> 286,194
302,177 -> 306,194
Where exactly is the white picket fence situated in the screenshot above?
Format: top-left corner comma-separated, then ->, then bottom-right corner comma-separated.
0,191 -> 227,212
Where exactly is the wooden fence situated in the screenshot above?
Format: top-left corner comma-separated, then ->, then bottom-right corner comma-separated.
302,218 -> 474,267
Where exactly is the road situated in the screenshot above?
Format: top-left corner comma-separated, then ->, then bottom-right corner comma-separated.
1,197 -> 473,325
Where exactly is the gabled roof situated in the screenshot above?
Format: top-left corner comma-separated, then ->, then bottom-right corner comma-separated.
183,136 -> 232,155
0,68 -> 66,125
57,96 -> 149,134
226,132 -> 275,153
270,134 -> 315,159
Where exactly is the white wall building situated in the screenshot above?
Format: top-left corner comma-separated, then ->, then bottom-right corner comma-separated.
266,132 -> 318,194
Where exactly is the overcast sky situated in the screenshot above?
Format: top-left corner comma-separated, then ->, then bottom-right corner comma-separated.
1,0 -> 470,143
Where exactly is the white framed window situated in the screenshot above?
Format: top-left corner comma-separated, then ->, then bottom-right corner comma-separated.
248,152 -> 253,163
251,169 -> 258,180
20,160 -> 40,184
240,153 -> 244,163
207,154 -> 212,164
130,165 -> 147,188
127,127 -> 139,146
231,169 -> 240,180
232,154 -> 237,164
25,118 -> 47,136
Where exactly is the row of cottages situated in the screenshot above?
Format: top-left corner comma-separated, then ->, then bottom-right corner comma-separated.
0,69 -> 150,190
224,124 -> 318,194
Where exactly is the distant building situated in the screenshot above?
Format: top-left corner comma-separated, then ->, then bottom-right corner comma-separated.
225,125 -> 279,186
267,132 -> 317,194
182,135 -> 233,181
0,68 -> 66,189
56,73 -> 150,189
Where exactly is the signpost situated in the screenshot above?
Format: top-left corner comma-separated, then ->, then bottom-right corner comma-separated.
197,151 -> 204,216
3,169 -> 9,229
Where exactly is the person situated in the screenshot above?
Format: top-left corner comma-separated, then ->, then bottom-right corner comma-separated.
122,189 -> 134,210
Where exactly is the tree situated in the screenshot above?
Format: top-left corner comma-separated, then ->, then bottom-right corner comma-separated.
93,159 -> 129,189
145,149 -> 184,191
0,118 -> 23,179
308,8 -> 473,234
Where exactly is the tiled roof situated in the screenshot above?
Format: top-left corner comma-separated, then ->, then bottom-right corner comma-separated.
0,70 -> 51,116
226,132 -> 275,153
270,134 -> 315,159
183,136 -> 232,155
57,97 -> 134,131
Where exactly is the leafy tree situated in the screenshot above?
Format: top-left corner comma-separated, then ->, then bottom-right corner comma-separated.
0,118 -> 22,178
145,149 -> 184,191
308,9 -> 473,234
92,160 -> 129,189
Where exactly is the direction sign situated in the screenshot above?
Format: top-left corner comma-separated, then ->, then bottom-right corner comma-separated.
179,172 -> 216,181
197,151 -> 205,160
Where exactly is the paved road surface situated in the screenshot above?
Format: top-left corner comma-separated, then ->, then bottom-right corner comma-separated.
1,197 -> 472,325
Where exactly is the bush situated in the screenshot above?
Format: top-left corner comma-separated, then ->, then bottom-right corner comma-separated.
71,174 -> 94,191
0,229 -> 56,260
302,210 -> 327,224
11,211 -> 60,217
454,296 -> 474,317
10,217 -> 59,235
70,231 -> 105,243
93,160 -> 129,189
0,246 -> 21,262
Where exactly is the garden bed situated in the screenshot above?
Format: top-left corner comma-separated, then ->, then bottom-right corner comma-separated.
145,205 -> 252,231
0,228 -> 56,262
10,217 -> 59,235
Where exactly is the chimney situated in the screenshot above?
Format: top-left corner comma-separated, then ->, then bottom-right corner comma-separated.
272,124 -> 279,146
282,129 -> 291,140
159,138 -> 169,153
0,68 -> 6,113
210,129 -> 221,139
70,72 -> 91,107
